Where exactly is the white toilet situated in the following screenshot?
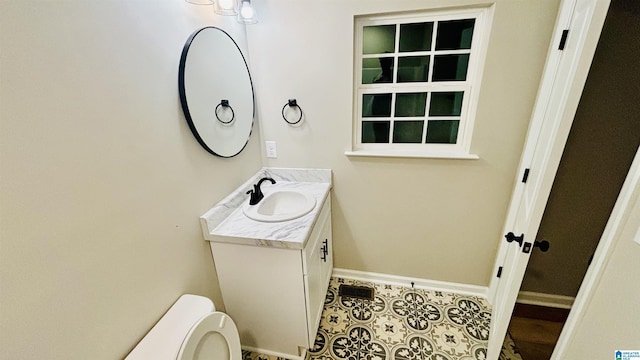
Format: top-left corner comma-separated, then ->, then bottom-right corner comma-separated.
126,294 -> 241,360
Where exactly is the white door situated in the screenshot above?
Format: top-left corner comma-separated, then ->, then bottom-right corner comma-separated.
485,0 -> 609,359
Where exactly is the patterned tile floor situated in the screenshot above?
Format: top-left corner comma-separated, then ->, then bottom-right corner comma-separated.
499,333 -> 523,360
242,276 -> 522,360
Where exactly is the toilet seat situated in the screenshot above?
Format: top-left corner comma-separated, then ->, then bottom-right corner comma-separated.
177,311 -> 241,360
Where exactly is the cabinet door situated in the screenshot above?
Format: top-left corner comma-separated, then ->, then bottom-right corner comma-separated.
319,210 -> 333,292
303,198 -> 332,347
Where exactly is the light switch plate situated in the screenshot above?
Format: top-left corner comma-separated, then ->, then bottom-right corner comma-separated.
265,141 -> 277,158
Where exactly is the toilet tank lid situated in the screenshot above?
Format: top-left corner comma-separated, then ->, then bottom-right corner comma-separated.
125,294 -> 215,360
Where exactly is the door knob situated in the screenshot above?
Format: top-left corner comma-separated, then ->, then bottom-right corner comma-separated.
505,232 -> 524,247
534,240 -> 550,252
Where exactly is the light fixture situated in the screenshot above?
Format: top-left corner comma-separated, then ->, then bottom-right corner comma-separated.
185,0 -> 256,22
237,0 -> 258,24
184,0 -> 213,4
214,0 -> 238,16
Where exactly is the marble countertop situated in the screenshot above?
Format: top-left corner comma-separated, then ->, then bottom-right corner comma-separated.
200,168 -> 332,249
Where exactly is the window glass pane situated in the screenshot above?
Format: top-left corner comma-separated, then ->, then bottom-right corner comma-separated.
429,92 -> 464,116
397,56 -> 430,82
399,22 -> 433,52
395,93 -> 427,117
393,121 -> 424,143
363,93 -> 392,117
432,54 -> 469,81
435,19 -> 475,50
362,121 -> 390,143
426,120 -> 459,144
363,25 -> 396,54
362,57 -> 394,84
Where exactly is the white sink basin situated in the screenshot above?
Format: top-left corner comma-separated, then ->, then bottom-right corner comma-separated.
242,191 -> 316,222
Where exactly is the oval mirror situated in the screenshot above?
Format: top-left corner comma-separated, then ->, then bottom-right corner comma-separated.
179,27 -> 254,157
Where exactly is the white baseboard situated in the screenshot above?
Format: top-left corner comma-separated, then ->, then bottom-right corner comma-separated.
516,291 -> 575,309
332,268 -> 488,299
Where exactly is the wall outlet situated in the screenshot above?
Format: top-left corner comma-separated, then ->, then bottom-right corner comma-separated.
265,141 -> 277,158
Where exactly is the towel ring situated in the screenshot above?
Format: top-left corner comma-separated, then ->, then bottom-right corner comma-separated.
282,99 -> 303,125
215,100 -> 235,124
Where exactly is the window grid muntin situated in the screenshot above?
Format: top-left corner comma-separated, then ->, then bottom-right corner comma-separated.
359,16 -> 475,84
358,18 -> 474,145
358,85 -> 468,145
354,7 -> 488,154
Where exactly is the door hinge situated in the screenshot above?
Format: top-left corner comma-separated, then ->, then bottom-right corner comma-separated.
522,168 -> 530,183
497,266 -> 503,278
558,29 -> 569,50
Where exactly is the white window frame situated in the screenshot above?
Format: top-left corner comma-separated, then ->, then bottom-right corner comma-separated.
346,6 -> 494,159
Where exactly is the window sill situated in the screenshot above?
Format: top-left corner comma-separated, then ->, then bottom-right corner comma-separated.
344,150 -> 480,160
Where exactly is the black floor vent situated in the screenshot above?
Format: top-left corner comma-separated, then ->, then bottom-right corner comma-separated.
338,284 -> 375,300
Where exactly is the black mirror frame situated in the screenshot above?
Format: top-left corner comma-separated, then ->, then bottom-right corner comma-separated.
178,26 -> 255,158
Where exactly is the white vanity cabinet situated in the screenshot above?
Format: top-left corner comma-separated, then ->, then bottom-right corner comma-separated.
208,196 -> 332,358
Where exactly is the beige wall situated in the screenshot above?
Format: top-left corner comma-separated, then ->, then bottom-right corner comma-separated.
522,0 -> 640,297
247,0 -> 561,286
0,1 -> 261,359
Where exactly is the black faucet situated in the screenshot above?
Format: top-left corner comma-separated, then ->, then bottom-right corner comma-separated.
246,177 -> 276,205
